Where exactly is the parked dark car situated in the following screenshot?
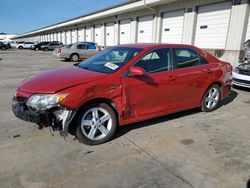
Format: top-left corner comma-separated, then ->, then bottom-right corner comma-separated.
0,42 -> 10,50
40,41 -> 64,51
12,44 -> 233,145
31,42 -> 50,50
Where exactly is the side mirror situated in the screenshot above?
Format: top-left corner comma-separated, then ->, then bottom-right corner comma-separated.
129,66 -> 146,76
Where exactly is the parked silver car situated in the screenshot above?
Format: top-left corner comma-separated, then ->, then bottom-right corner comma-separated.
53,42 -> 99,62
41,41 -> 64,51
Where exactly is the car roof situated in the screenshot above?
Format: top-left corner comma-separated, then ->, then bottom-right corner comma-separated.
117,43 -> 197,50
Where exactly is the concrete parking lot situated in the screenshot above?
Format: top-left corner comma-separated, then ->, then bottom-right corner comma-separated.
0,49 -> 249,188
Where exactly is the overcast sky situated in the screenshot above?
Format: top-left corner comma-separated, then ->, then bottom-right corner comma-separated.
0,0 -> 126,34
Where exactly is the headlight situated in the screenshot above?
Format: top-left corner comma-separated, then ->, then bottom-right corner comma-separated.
26,94 -> 68,111
233,67 -> 240,74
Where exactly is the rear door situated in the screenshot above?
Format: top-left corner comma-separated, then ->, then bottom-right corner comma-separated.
121,48 -> 175,118
171,48 -> 211,110
77,43 -> 97,59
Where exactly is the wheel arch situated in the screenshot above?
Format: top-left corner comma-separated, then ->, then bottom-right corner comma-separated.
68,97 -> 119,135
70,53 -> 79,58
200,81 -> 222,105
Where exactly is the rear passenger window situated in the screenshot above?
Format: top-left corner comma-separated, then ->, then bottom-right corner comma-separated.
134,48 -> 173,74
173,48 -> 200,69
87,44 -> 96,50
77,44 -> 86,49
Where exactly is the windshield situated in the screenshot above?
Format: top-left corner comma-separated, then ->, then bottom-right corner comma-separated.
78,47 -> 142,74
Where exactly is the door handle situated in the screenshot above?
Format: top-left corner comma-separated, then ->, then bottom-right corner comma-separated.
168,75 -> 176,81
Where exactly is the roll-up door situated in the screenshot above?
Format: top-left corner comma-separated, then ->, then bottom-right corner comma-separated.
161,10 -> 184,44
86,27 -> 92,42
72,29 -> 78,43
137,15 -> 154,43
106,22 -> 115,46
66,30 -> 71,44
62,31 -> 66,44
94,25 -> 102,45
195,2 -> 231,49
119,19 -> 131,44
78,28 -> 84,42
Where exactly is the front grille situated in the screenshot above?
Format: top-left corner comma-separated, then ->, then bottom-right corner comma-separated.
15,96 -> 27,103
233,78 -> 250,85
238,68 -> 250,76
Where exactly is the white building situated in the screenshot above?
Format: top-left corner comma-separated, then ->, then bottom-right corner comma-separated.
12,0 -> 250,66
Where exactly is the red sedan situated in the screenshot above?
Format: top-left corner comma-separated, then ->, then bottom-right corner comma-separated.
12,44 -> 232,145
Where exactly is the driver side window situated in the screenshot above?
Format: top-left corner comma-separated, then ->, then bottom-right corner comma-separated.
134,48 -> 172,74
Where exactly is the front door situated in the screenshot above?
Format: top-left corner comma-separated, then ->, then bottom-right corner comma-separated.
121,48 -> 175,118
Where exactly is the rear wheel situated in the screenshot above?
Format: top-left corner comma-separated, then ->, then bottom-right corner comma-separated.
1,46 -> 6,50
76,103 -> 117,145
44,47 -> 49,51
201,84 -> 221,112
70,54 -> 79,62
18,46 -> 23,49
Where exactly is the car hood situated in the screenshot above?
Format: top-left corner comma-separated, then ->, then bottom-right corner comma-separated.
19,66 -> 107,93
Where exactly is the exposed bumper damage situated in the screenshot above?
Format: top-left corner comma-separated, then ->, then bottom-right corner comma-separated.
12,99 -> 76,137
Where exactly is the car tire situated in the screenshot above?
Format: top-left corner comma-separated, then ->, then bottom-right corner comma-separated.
1,46 -> 6,50
35,47 -> 39,51
70,54 -> 79,62
44,48 -> 49,51
18,46 -> 23,49
201,84 -> 221,112
76,103 -> 117,145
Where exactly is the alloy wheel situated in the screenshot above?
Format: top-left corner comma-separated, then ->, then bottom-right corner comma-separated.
80,107 -> 112,141
205,87 -> 220,109
71,54 -> 79,62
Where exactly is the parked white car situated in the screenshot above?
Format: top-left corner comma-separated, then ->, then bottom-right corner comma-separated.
233,62 -> 250,88
16,42 -> 36,49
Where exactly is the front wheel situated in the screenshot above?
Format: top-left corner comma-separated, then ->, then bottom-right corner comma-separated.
201,84 -> 221,112
76,103 -> 117,145
44,48 -> 49,51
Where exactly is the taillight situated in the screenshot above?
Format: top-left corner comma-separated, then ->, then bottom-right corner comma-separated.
58,48 -> 61,53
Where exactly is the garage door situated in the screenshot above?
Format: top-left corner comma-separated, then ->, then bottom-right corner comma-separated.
94,25 -> 102,45
66,31 -> 71,44
72,29 -> 78,43
195,2 -> 231,49
137,15 -> 154,43
78,28 -> 84,42
86,27 -> 92,42
54,33 -> 57,41
161,10 -> 184,44
62,31 -> 66,44
119,19 -> 131,44
58,32 -> 62,43
106,22 -> 115,46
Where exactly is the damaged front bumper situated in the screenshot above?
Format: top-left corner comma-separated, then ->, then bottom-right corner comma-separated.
12,100 -> 76,137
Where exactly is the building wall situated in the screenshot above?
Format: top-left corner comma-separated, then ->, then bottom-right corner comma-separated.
13,0 -> 250,66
